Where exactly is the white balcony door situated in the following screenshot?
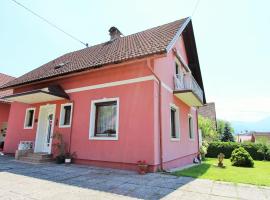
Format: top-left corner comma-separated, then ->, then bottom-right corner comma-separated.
34,104 -> 56,154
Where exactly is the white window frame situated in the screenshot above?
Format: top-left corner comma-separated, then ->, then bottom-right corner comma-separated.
170,103 -> 180,141
24,108 -> 35,129
59,103 -> 73,128
89,97 -> 119,141
188,114 -> 195,140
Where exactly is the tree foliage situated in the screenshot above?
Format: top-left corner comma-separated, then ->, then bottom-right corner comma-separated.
198,115 -> 218,142
221,123 -> 235,142
256,137 -> 270,160
217,119 -> 234,139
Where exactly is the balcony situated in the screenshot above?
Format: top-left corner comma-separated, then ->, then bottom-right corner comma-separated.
173,72 -> 204,107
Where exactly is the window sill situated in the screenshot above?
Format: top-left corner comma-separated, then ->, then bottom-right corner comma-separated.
59,125 -> 71,128
24,126 -> 34,129
170,138 -> 180,142
89,136 -> 118,141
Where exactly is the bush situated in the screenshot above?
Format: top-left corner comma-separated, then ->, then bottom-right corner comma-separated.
207,142 -> 239,158
230,147 -> 254,167
206,142 -> 266,160
200,140 -> 209,160
266,149 -> 270,161
200,145 -> 207,160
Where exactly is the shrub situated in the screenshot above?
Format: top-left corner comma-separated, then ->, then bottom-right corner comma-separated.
200,145 -> 207,160
230,147 -> 254,167
206,142 -> 267,160
207,142 -> 239,158
266,149 -> 270,161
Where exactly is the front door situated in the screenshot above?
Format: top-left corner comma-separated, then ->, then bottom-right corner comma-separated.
34,104 -> 56,153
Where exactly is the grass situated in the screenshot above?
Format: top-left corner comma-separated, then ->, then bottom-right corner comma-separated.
172,158 -> 270,186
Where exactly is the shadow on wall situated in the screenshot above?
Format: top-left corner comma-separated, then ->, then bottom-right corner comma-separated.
0,155 -> 196,199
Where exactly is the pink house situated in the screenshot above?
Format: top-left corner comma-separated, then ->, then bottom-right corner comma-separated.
0,73 -> 15,150
0,17 -> 206,171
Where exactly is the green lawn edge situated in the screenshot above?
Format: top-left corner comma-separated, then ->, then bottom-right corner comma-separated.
172,158 -> 270,187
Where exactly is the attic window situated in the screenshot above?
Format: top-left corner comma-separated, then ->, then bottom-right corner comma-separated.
54,61 -> 69,70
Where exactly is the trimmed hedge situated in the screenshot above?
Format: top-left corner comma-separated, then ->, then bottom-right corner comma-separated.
206,142 -> 265,160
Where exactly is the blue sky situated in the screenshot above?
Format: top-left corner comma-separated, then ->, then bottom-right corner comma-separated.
1,0 -> 270,123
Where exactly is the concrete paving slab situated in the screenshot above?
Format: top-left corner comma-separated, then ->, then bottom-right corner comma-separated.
0,155 -> 269,200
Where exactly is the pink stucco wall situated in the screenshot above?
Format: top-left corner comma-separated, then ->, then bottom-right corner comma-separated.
4,61 -> 156,169
153,35 -> 199,169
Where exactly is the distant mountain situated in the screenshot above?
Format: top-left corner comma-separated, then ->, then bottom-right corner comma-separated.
231,116 -> 270,133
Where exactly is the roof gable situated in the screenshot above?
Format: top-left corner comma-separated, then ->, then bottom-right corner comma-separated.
0,73 -> 15,103
0,73 -> 15,87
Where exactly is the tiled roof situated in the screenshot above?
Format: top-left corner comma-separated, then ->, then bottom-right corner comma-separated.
0,73 -> 15,103
1,18 -> 189,89
252,132 -> 270,136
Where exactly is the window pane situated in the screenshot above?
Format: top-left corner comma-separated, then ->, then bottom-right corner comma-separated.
171,108 -> 176,138
63,105 -> 71,125
175,63 -> 179,75
95,101 -> 117,137
27,110 -> 34,127
189,116 -> 193,138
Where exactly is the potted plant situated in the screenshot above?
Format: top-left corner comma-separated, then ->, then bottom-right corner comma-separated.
53,132 -> 66,164
137,160 -> 148,175
65,152 -> 76,164
56,154 -> 65,164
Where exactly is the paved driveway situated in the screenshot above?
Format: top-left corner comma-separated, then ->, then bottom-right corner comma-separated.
0,156 -> 269,200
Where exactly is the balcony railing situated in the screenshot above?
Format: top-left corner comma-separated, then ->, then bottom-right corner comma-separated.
174,72 -> 204,102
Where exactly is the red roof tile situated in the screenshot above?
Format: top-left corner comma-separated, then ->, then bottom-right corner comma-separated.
1,18 -> 189,89
0,73 -> 15,103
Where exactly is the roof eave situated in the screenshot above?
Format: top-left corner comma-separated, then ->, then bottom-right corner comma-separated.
0,52 -> 166,91
165,17 -> 191,53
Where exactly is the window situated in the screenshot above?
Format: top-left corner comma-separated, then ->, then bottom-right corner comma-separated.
59,103 -> 73,128
24,108 -> 35,129
175,62 -> 179,75
89,98 -> 119,140
170,104 -> 180,140
188,114 -> 194,139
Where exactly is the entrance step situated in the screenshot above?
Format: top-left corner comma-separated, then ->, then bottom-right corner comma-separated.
17,152 -> 53,164
27,152 -> 52,160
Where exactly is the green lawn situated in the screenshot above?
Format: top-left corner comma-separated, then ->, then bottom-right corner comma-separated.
172,158 -> 270,186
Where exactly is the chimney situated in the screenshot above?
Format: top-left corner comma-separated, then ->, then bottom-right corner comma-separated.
109,26 -> 122,41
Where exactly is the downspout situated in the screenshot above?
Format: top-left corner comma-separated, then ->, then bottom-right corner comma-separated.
196,108 -> 200,153
146,59 -> 164,171
68,100 -> 74,154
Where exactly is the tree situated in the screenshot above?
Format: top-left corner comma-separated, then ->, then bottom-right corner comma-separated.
198,115 -> 219,142
221,123 -> 235,142
217,119 -> 234,140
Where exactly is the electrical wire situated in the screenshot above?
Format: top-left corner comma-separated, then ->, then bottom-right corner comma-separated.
191,0 -> 201,17
10,0 -> 88,47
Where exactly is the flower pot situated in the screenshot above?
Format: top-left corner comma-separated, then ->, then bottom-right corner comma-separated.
65,158 -> 72,164
55,155 -> 65,164
137,164 -> 148,175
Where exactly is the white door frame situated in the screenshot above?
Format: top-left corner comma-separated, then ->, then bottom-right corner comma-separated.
34,104 -> 56,154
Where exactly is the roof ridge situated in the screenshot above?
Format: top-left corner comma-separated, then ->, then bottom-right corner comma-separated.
123,17 -> 189,38
0,72 -> 16,79
1,17 -> 189,90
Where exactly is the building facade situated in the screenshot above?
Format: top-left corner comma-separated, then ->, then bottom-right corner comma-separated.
1,18 -> 206,171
